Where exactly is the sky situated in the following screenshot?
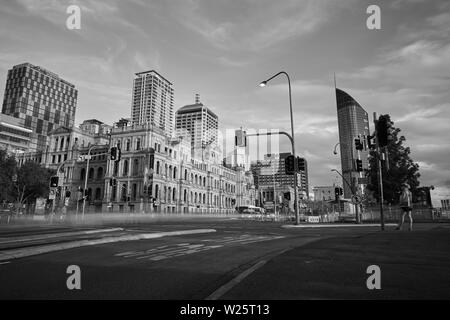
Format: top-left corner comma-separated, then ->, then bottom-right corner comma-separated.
0,0 -> 449,205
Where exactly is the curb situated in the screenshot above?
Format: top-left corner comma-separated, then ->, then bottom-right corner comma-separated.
0,228 -> 124,245
0,229 -> 216,262
282,223 -> 398,228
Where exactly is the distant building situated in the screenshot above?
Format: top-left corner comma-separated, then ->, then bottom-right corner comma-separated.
335,88 -> 370,198
79,119 -> 111,135
1,63 -> 78,151
0,113 -> 32,155
313,186 -> 335,202
442,199 -> 450,210
251,153 -> 308,197
175,94 -> 219,159
131,70 -> 174,136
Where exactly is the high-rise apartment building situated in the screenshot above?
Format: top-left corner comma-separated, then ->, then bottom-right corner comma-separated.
175,95 -> 219,159
336,88 -> 370,199
131,70 -> 174,136
1,63 -> 78,151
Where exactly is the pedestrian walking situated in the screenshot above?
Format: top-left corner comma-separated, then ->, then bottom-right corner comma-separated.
396,183 -> 413,231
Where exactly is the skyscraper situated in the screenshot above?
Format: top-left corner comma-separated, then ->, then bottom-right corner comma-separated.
175,95 -> 219,159
131,70 -> 174,136
336,88 -> 370,199
1,63 -> 78,151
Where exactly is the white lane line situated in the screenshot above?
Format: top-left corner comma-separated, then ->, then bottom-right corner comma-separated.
206,260 -> 268,300
0,261 -> 10,265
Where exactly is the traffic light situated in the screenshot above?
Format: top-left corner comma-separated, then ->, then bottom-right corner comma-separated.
354,138 -> 364,151
296,157 -> 306,171
110,146 -> 117,161
339,187 -> 343,196
109,178 -> 117,187
65,190 -> 71,198
50,176 -> 59,188
334,187 -> 340,200
283,192 -> 291,201
356,159 -> 363,172
285,155 -> 295,175
366,134 -> 375,150
376,114 -> 394,147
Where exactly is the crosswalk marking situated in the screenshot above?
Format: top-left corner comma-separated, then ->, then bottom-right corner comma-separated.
115,234 -> 285,262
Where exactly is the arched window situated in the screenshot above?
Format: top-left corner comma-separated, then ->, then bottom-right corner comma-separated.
156,161 -> 160,174
95,188 -> 102,200
80,168 -> 86,181
184,169 -> 188,180
123,160 -> 129,176
169,166 -> 173,179
195,175 -> 198,185
121,184 -> 127,201
88,168 -> 94,179
60,137 -> 64,150
155,184 -> 159,199
133,159 -> 139,176
184,189 -> 187,202
173,167 -> 177,179
195,192 -> 198,203
164,186 -> 167,201
173,188 -> 176,201
203,177 -> 206,187
132,184 -> 137,200
114,162 -> 119,176
87,188 -> 92,201
203,194 -> 206,204
136,138 -> 141,151
126,139 -> 131,151
97,167 -> 104,180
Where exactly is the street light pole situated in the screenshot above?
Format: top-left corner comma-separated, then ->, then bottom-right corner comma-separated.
260,71 -> 299,225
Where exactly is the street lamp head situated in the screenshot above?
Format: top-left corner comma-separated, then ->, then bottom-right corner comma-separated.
259,81 -> 267,87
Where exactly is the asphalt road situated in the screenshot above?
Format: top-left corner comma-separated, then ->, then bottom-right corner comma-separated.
0,216 -> 448,300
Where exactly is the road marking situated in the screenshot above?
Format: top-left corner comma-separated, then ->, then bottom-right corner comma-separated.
115,234 -> 285,262
206,260 -> 268,300
0,261 -> 10,265
0,229 -> 217,262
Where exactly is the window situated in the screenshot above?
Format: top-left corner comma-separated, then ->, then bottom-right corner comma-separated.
97,167 -> 104,179
133,159 -> 139,176
95,188 -> 102,200
88,168 -> 94,179
80,168 -> 86,180
136,138 -> 141,151
123,160 -> 129,176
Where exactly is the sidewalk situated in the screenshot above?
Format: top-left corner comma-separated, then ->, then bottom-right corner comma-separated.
221,224 -> 450,299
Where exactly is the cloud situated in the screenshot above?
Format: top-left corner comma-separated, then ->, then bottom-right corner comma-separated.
170,0 -> 357,52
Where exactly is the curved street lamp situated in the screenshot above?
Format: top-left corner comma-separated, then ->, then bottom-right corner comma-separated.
259,71 -> 299,225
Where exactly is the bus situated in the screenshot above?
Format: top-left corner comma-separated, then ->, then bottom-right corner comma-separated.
235,205 -> 266,215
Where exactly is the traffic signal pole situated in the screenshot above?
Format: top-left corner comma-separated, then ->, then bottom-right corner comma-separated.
246,130 -> 299,224
374,112 -> 385,230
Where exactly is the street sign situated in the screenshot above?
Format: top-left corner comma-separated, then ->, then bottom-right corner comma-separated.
351,195 -> 362,205
358,177 -> 369,185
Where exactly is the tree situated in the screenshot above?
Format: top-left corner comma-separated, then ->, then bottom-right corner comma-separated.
366,114 -> 420,205
0,149 -> 17,202
12,161 -> 54,206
